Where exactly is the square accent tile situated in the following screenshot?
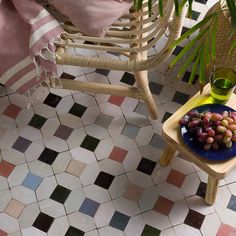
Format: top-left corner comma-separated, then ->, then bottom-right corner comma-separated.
80,135 -> 100,152
227,195 -> 236,212
109,211 -> 130,231
217,223 -> 236,236
108,95 -> 124,106
153,196 -> 174,216
38,148 -> 59,165
28,114 -> 47,129
141,225 -> 161,236
50,185 -> 71,204
60,72 -> 76,80
69,103 -> 87,118
22,173 -> 43,191
184,209 -> 205,229
172,46 -> 183,56
0,160 -> 15,178
4,199 -> 25,218
33,212 -> 54,232
79,198 -> 100,217
66,159 -> 87,177
149,82 -> 163,95
182,71 -> 198,84
120,72 -> 135,85
122,124 -> 140,139
0,230 -> 7,236
95,113 -> 113,129
12,136 -> 32,153
95,69 -> 110,76
166,169 -> 185,188
109,147 -> 128,163
188,10 -> 201,21
161,112 -> 173,123
65,226 -> 85,236
150,134 -> 166,149
196,182 -> 207,198
54,124 -> 73,140
172,91 -> 190,105
43,93 -> 62,108
3,104 -> 21,119
94,171 -> 115,189
124,184 -> 143,202
137,158 -> 156,175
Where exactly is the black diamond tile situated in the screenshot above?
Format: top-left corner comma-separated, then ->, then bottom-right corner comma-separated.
65,226 -> 85,236
80,135 -> 100,152
181,26 -> 190,35
141,224 -> 161,236
28,114 -> 47,129
12,136 -> 32,153
95,68 -> 110,76
38,148 -> 58,165
196,182 -> 207,198
172,91 -> 190,105
161,112 -> 173,123
33,212 -> 54,232
120,72 -> 135,85
50,185 -> 71,204
149,82 -> 163,95
94,171 -> 115,189
184,209 -> 205,229
195,0 -> 208,4
172,46 -> 184,56
60,72 -> 76,80
188,10 -> 201,21
182,71 -> 198,84
69,103 -> 87,118
109,211 -> 130,231
43,93 -> 62,108
137,157 -> 156,175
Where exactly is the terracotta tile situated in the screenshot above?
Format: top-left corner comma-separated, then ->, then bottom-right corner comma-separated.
66,159 -> 87,177
124,184 -> 143,202
108,95 -> 124,106
109,146 -> 128,163
5,199 -> 25,218
0,160 -> 15,178
153,196 -> 174,216
217,223 -> 236,236
166,169 -> 185,188
0,230 -> 7,236
3,104 -> 21,119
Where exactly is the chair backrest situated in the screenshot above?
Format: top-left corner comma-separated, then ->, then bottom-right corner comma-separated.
41,0 -> 187,71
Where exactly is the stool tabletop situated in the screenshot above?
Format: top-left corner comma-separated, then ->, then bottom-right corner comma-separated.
162,83 -> 236,179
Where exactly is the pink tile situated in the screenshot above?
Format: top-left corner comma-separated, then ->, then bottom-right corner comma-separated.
124,184 -> 143,202
109,146 -> 128,163
217,223 -> 236,236
66,159 -> 87,177
5,199 -> 25,218
166,169 -> 186,188
153,196 -> 174,216
0,160 -> 15,178
108,95 -> 124,106
3,104 -> 21,119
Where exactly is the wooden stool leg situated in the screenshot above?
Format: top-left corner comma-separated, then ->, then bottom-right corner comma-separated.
134,70 -> 158,120
159,144 -> 178,166
205,176 -> 219,205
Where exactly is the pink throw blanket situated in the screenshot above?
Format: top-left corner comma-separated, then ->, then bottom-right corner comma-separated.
0,0 -> 63,95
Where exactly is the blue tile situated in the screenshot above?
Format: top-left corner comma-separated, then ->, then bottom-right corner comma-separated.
22,173 -> 43,191
109,211 -> 130,231
79,198 -> 100,217
227,195 -> 236,212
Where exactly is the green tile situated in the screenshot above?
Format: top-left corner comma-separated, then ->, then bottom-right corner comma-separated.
141,225 -> 161,236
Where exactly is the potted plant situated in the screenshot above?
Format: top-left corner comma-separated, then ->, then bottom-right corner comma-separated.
134,0 -> 236,94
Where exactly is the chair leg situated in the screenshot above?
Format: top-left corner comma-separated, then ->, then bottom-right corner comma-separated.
205,176 -> 219,205
159,144 -> 178,166
134,70 -> 158,120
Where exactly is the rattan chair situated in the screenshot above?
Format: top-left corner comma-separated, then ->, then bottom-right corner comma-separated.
40,0 -> 187,120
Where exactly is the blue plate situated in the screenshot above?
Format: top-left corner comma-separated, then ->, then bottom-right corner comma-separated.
180,104 -> 236,161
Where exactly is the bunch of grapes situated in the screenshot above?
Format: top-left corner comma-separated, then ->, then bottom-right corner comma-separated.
179,109 -> 236,151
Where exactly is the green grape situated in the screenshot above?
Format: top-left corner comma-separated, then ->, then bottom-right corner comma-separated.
225,141 -> 232,148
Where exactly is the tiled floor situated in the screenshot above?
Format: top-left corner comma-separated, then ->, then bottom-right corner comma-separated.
1,1 -> 236,235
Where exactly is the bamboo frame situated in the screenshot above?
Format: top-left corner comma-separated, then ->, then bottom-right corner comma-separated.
40,0 -> 188,119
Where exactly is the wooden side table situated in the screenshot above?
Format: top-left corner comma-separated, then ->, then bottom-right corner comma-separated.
159,83 -> 236,205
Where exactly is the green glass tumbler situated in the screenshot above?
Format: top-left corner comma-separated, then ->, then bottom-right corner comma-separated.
210,67 -> 236,104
